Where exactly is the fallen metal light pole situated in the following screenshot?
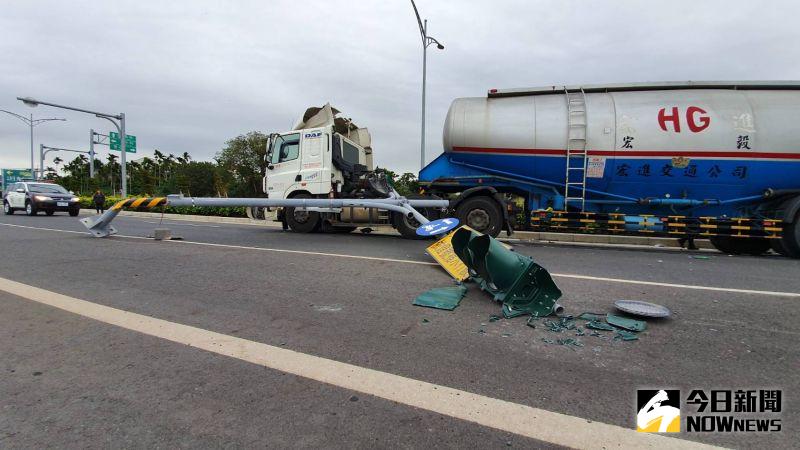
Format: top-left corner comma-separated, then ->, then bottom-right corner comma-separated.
80,194 -> 450,238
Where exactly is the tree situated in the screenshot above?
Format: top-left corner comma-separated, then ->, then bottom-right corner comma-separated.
215,131 -> 269,197
374,167 -> 419,196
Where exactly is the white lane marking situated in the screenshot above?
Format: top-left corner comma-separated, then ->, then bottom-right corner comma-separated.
165,238 -> 438,266
0,277 -> 714,449
551,273 -> 800,298
2,222 -> 799,298
139,220 -> 221,228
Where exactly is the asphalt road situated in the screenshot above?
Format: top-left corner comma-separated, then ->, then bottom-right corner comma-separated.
1,212 -> 798,448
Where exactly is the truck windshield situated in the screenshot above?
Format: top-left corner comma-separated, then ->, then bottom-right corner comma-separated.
270,133 -> 301,164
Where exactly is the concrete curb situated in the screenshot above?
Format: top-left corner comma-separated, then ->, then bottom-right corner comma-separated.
80,208 -> 710,249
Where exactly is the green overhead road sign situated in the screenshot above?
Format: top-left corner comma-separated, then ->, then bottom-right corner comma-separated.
1,168 -> 34,191
109,132 -> 137,153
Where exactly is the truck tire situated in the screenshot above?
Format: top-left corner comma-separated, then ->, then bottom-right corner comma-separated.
286,194 -> 320,233
25,201 -> 37,216
393,211 -> 427,240
456,196 -> 503,237
3,202 -> 13,215
774,215 -> 800,258
770,238 -> 792,257
709,237 -> 771,256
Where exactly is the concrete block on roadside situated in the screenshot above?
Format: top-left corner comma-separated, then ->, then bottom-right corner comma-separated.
608,235 -> 650,246
573,234 -> 611,244
153,228 -> 172,241
540,232 -> 574,242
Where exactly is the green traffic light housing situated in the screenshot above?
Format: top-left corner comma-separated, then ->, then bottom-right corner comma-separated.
451,227 -> 562,317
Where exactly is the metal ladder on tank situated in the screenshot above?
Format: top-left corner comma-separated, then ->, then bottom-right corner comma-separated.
563,87 -> 588,211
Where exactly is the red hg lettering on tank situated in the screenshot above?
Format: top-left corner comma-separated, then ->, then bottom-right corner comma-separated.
658,106 -> 711,133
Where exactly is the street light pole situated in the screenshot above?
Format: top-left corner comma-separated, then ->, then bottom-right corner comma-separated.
17,97 -> 127,196
410,0 -> 444,171
40,144 -> 91,180
89,129 -> 95,178
0,109 -> 65,177
30,114 -> 33,175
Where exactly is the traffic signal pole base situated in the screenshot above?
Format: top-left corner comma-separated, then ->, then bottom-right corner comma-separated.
451,227 -> 563,317
80,208 -> 120,238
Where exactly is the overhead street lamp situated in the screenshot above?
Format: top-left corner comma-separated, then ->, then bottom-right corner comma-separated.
40,144 -> 90,176
17,97 -> 128,197
40,144 -> 91,180
0,109 -> 65,177
410,0 -> 444,171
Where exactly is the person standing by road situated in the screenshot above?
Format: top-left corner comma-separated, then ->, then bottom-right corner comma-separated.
92,190 -> 106,214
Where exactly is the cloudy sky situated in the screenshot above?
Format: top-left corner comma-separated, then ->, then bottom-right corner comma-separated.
2,0 -> 799,175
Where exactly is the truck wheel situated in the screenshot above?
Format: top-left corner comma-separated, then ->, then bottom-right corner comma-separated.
770,239 -> 791,257
709,237 -> 770,256
456,196 -> 503,237
709,237 -> 740,255
736,238 -> 771,255
69,208 -> 80,217
3,202 -> 13,215
393,211 -> 427,240
286,194 -> 320,233
774,215 -> 800,258
25,201 -> 37,216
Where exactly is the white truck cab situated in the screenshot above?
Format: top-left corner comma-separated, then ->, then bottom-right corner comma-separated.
260,104 -> 447,238
265,104 -> 373,200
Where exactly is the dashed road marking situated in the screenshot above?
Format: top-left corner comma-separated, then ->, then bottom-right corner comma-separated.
0,276 -> 715,449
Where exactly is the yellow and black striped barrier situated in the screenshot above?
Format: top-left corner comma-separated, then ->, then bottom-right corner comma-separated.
81,197 -> 170,237
530,210 -> 782,239
110,197 -> 168,211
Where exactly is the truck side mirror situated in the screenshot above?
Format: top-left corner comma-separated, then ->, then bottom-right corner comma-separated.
16,188 -> 24,193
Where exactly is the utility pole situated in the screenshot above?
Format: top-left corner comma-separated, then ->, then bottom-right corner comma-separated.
410,1 -> 444,171
18,97 -> 127,196
0,109 -> 65,178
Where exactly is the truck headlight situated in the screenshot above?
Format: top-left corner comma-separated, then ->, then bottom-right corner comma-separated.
71,197 -> 80,202
34,195 -> 52,201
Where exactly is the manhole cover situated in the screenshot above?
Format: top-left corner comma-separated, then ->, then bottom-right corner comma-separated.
614,300 -> 671,318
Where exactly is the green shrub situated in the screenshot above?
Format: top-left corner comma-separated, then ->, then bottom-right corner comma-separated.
79,196 -> 247,217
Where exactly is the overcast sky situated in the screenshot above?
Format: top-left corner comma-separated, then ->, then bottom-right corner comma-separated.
2,0 -> 799,175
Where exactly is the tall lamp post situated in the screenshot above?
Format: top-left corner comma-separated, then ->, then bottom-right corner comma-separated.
17,97 -> 128,197
410,0 -> 444,171
0,109 -> 65,177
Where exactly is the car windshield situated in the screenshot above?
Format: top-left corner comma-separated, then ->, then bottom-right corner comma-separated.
27,184 -> 70,194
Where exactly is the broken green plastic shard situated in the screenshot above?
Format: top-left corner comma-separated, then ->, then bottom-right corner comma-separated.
413,285 -> 468,310
557,338 -> 584,347
606,314 -> 647,332
542,316 -> 577,333
614,330 -> 639,341
502,304 -> 529,319
526,316 -> 538,328
488,314 -> 502,322
578,312 -> 604,321
586,320 -> 615,331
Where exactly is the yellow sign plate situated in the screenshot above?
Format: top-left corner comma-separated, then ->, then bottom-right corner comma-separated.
425,226 -> 471,281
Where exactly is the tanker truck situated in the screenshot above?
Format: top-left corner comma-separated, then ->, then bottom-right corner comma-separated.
418,81 -> 800,257
257,81 -> 800,257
